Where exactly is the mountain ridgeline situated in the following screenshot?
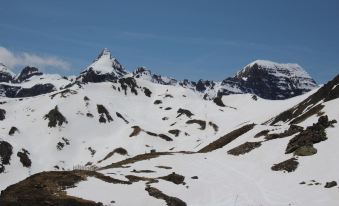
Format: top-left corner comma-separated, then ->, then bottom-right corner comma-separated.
0,49 -> 318,100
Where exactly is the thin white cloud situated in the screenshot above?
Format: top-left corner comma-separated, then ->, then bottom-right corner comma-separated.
0,46 -> 71,71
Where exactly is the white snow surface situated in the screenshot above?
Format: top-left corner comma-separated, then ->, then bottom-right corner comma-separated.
0,74 -> 338,205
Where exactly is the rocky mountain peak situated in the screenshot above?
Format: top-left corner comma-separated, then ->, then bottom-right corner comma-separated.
220,60 -> 318,100
0,63 -> 15,83
14,66 -> 43,83
77,49 -> 128,83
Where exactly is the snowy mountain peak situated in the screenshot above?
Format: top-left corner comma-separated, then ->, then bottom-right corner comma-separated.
239,60 -> 312,79
95,48 -> 113,61
78,49 -> 128,83
219,60 -> 318,100
0,63 -> 15,82
0,63 -> 15,76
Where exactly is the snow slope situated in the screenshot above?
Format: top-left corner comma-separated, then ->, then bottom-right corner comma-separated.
0,74 -> 338,205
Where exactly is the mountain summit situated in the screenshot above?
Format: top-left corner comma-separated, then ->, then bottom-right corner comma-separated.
220,60 -> 318,99
78,48 -> 128,83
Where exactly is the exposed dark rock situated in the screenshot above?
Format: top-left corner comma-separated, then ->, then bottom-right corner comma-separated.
88,147 -> 96,157
176,108 -> 194,118
158,134 -> 173,141
159,172 -> 185,185
118,77 -> 139,95
116,112 -> 129,124
294,145 -> 317,156
154,100 -> 162,105
86,113 -> 94,118
145,186 -> 187,206
0,108 -> 6,120
156,166 -> 172,170
186,119 -> 206,130
15,83 -> 56,98
227,141 -> 262,156
191,176 -> 198,179
98,147 -> 128,163
164,94 -> 173,98
213,95 -> 225,107
129,126 -> 142,137
14,66 -> 43,83
8,126 -> 19,136
0,63 -> 13,82
164,107 -> 172,110
0,141 -> 13,173
199,124 -> 255,153
97,104 -> 113,123
146,131 -> 158,136
168,129 -> 181,137
17,149 -> 31,168
254,130 -> 270,138
324,181 -> 337,188
271,157 -> 299,173
44,106 -> 68,127
131,169 -> 155,173
208,122 -> 219,133
285,116 -> 336,154
143,87 -> 152,97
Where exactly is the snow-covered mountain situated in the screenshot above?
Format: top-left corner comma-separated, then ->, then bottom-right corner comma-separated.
0,49 -> 337,206
77,48 -> 128,83
0,63 -> 14,83
219,60 -> 318,99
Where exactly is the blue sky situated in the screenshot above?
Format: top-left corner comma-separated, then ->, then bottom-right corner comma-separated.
0,0 -> 338,83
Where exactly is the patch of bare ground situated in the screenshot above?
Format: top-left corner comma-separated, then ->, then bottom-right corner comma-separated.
131,169 -> 155,173
0,108 -> 6,120
129,126 -> 141,137
17,149 -> 31,168
116,112 -> 129,124
208,121 -> 219,133
99,152 -> 173,170
168,129 -> 180,137
97,104 -> 113,123
0,170 -> 130,206
97,147 -> 128,163
145,186 -> 187,206
271,157 -> 299,173
227,141 -> 262,156
176,108 -> 194,118
8,126 -> 19,136
186,119 -> 206,130
254,129 -> 270,138
198,123 -> 256,153
125,175 -> 159,184
100,151 -> 194,170
156,166 -> 172,170
44,106 -> 68,127
159,172 -> 185,185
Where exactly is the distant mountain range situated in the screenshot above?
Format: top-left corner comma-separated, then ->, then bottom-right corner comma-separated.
1,48 -> 317,100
